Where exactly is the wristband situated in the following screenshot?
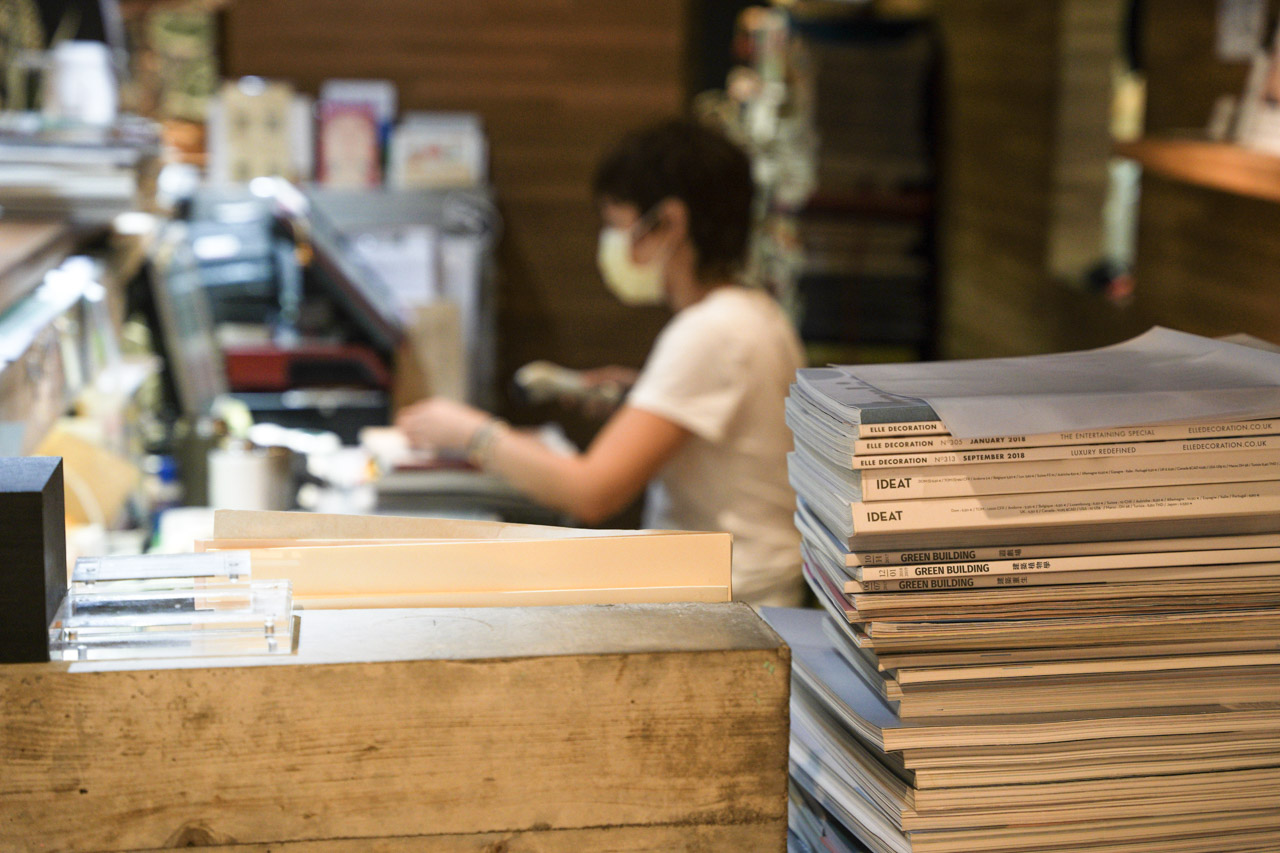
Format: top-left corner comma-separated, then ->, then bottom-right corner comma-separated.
466,417 -> 510,469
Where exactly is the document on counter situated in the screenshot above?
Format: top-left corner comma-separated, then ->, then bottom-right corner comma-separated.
839,327 -> 1280,438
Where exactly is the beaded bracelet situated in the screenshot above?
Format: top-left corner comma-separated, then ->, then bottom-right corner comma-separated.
466,417 -> 510,469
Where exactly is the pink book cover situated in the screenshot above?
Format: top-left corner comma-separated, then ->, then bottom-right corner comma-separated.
317,100 -> 382,188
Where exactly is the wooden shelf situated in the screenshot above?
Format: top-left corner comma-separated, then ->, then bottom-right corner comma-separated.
0,221 -> 78,317
1115,138 -> 1280,203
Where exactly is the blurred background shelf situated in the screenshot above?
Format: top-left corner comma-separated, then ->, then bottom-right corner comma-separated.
801,188 -> 934,220
787,10 -> 941,365
0,222 -> 79,316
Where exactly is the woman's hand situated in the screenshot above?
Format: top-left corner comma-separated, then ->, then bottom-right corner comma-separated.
394,397 -> 491,453
568,365 -> 639,418
579,365 -> 638,394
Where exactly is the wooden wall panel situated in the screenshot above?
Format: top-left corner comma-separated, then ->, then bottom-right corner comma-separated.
1126,0 -> 1280,345
221,1 -> 687,423
934,0 -> 1280,363
1131,177 -> 1280,339
936,0 -> 1070,358
1047,0 -> 1125,280
1141,0 -> 1261,135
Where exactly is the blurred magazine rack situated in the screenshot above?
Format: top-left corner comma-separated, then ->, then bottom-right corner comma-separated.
305,186 -> 500,410
144,194 -> 390,443
0,253 -> 148,457
143,184 -> 499,443
145,224 -> 228,420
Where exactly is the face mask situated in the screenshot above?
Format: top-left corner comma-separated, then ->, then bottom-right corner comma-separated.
596,216 -> 666,306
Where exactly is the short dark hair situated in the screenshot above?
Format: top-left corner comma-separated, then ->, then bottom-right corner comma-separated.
592,118 -> 755,280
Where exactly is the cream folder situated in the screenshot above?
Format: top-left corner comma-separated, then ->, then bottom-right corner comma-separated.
209,510 -> 732,606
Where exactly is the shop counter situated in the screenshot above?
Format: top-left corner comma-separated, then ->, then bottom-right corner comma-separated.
1,602 -> 790,852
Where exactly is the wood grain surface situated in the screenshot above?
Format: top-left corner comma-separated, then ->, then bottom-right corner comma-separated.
1,604 -> 790,852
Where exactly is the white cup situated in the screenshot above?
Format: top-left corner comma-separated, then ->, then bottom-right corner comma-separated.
207,444 -> 294,511
42,40 -> 118,126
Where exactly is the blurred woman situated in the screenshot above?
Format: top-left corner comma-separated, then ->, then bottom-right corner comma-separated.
397,118 -> 805,606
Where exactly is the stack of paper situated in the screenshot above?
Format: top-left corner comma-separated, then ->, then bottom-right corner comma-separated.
776,328 -> 1280,852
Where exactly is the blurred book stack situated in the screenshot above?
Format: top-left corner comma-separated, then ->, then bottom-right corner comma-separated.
773,333 -> 1280,852
0,115 -> 160,224
799,20 -> 934,191
790,15 -> 939,364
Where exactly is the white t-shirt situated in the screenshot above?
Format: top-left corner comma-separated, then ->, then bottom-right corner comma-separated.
628,285 -> 805,607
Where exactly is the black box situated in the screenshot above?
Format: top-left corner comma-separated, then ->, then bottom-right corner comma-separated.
0,457 -> 66,663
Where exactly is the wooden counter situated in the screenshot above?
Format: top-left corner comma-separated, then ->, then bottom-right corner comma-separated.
0,603 -> 791,852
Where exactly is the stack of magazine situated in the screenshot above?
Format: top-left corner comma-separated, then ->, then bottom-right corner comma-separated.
0,114 -> 160,223
772,329 -> 1280,852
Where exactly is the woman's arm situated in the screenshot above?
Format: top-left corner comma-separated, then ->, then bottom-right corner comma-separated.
395,398 -> 690,525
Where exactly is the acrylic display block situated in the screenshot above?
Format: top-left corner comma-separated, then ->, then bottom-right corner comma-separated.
48,579 -> 293,661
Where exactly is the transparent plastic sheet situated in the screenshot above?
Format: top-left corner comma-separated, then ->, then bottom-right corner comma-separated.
72,550 -> 251,583
49,569 -> 292,661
